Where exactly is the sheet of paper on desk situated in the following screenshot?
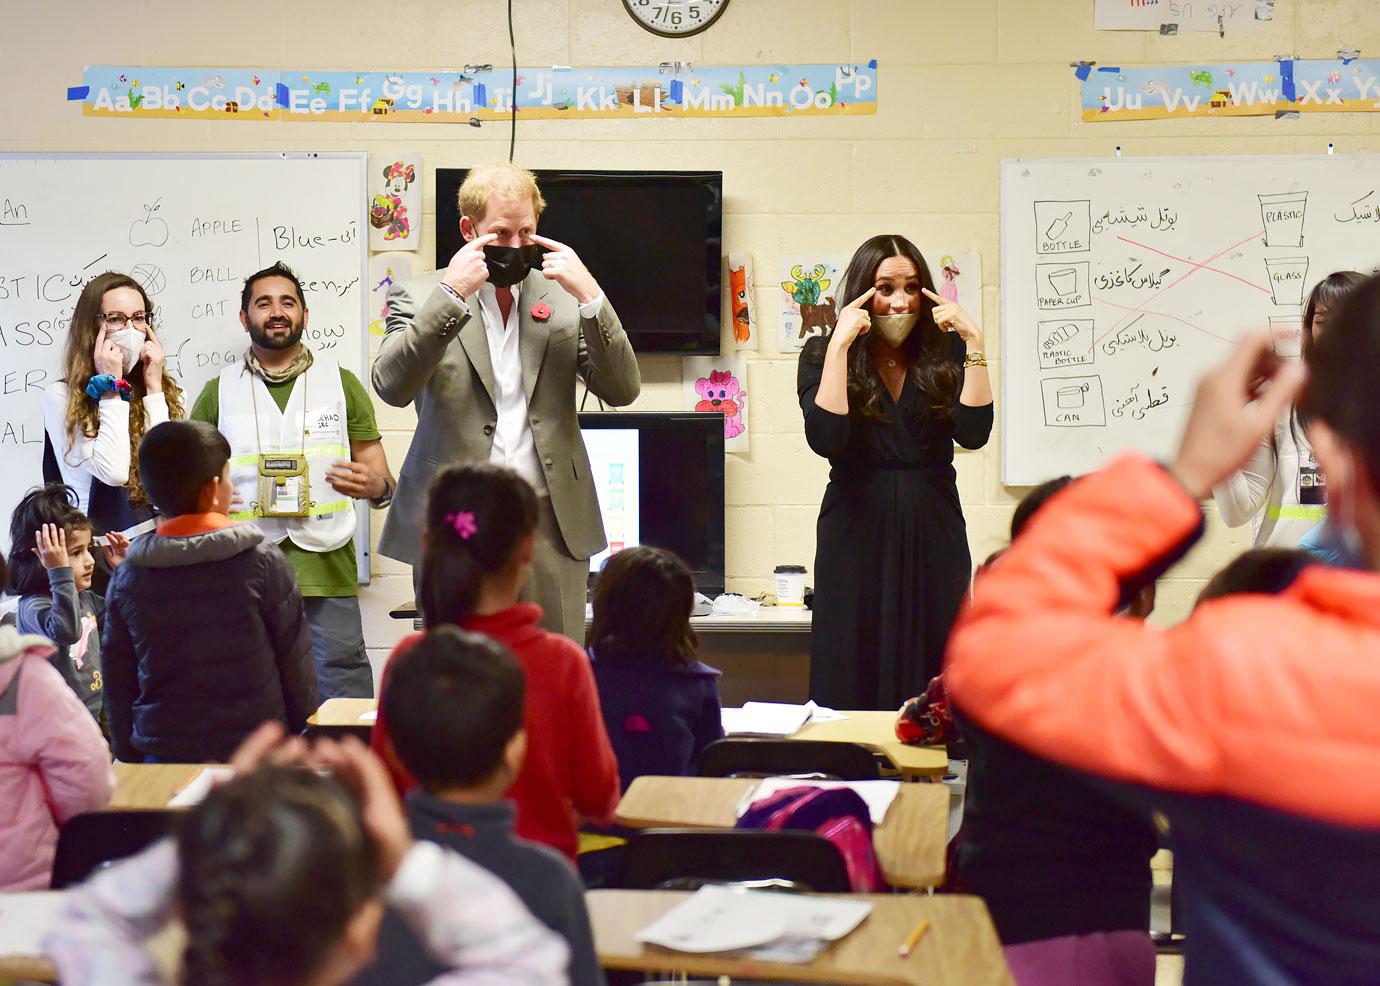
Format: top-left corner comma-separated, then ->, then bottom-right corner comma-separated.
359,709 -> 378,722
636,885 -> 872,960
0,891 -> 66,954
720,701 -> 845,737
736,777 -> 901,824
168,767 -> 235,807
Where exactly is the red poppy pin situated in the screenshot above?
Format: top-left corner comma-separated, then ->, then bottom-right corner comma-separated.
530,302 -> 552,322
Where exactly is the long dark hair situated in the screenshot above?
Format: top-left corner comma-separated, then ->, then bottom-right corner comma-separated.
1293,270 -> 1367,442
419,463 -> 538,628
828,234 -> 961,419
6,484 -> 91,596
1301,271 -> 1380,492
588,546 -> 699,668
1302,270 -> 1367,365
175,766 -> 382,986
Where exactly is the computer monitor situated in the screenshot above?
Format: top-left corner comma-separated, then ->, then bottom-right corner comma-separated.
579,411 -> 726,596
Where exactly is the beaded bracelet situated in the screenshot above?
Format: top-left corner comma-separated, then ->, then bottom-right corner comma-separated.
962,352 -> 988,368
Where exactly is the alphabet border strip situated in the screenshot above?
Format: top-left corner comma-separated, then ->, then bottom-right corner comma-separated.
73,62 -> 879,122
1079,58 -> 1380,123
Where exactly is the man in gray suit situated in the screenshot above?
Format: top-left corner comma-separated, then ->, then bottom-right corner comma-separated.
372,162 -> 640,642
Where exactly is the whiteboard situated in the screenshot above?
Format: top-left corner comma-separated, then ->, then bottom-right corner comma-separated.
1000,155 -> 1380,485
0,153 -> 370,576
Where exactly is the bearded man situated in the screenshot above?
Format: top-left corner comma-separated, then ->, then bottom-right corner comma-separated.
190,262 -> 394,698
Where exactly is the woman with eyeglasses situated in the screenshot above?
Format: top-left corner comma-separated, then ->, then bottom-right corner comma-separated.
41,272 -> 184,544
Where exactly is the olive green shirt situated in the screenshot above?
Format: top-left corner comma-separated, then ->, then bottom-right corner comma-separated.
190,365 -> 381,598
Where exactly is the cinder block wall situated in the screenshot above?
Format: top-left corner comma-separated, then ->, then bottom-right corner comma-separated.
5,0 -> 1377,676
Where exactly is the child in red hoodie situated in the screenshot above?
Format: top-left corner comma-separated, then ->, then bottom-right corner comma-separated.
371,462 -> 619,861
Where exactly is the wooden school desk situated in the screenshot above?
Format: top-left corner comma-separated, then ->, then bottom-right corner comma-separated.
587,889 -> 1014,986
614,775 -> 949,888
109,762 -> 205,809
310,696 -> 378,727
311,699 -> 947,779
792,710 -> 947,779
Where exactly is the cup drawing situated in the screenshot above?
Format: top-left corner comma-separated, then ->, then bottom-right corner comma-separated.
1048,267 -> 1080,297
1269,314 -> 1302,359
1264,257 -> 1310,306
1259,191 -> 1308,248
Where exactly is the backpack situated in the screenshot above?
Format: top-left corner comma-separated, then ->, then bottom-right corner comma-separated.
736,785 -> 886,892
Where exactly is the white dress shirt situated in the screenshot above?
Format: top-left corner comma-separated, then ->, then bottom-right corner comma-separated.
474,282 -> 548,495
471,283 -> 605,498
42,383 -> 169,514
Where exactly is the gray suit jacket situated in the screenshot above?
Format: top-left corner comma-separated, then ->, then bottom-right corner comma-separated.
372,269 -> 640,565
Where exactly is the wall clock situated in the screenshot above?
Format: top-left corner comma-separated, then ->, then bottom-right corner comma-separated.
621,0 -> 730,38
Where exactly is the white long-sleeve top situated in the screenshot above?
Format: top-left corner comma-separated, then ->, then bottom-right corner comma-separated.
1212,410 -> 1325,548
44,838 -> 570,986
42,383 -> 168,514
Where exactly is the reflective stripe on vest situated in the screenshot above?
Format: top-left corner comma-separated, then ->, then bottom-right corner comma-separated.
1265,504 -> 1327,522
217,358 -> 356,552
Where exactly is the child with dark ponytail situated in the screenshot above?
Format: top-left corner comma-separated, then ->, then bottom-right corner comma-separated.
45,726 -> 569,985
372,463 -> 620,862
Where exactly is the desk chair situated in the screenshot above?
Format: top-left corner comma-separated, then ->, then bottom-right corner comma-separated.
50,809 -> 173,889
697,738 -> 881,781
616,828 -> 852,893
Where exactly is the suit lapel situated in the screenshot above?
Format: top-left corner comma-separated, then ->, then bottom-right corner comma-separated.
519,275 -> 551,404
458,287 -> 498,408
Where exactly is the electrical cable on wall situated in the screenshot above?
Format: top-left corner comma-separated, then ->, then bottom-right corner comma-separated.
508,0 -> 517,161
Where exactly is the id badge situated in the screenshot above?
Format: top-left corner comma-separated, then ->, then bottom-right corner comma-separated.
1298,465 -> 1326,506
257,453 -> 311,518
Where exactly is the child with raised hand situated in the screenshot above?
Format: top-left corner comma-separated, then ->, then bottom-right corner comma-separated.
587,546 -> 723,791
356,626 -> 603,986
7,484 -> 127,721
0,550 -> 115,892
45,723 -> 569,986
371,463 -> 619,862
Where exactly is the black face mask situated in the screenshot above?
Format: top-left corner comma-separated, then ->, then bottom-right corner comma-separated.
483,244 -> 543,288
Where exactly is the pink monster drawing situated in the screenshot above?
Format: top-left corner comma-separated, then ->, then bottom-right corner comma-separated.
694,369 -> 747,439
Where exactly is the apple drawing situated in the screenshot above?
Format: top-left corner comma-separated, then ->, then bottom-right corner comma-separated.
129,200 -> 169,248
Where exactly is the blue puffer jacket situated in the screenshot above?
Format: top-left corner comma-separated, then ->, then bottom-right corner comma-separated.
101,524 -> 316,763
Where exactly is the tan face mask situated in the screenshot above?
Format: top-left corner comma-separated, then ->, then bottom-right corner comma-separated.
870,312 -> 920,347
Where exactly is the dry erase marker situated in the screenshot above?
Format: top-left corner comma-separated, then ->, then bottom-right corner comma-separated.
898,918 -> 931,957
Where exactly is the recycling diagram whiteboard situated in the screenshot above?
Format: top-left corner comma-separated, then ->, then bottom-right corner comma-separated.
1001,155 -> 1380,485
0,153 -> 369,567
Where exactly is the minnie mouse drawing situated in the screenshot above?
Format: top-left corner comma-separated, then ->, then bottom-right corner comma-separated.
369,161 -> 415,242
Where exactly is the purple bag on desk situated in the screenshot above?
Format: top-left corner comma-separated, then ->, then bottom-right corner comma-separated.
736,785 -> 886,892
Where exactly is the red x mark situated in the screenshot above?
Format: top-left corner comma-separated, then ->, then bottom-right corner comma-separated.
1115,235 -> 1270,296
1094,228 -> 1266,348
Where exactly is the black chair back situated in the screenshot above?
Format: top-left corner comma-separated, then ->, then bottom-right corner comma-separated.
616,828 -> 852,893
51,810 -> 173,889
697,738 -> 881,780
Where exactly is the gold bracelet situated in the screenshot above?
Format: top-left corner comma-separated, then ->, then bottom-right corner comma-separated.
963,352 -> 988,368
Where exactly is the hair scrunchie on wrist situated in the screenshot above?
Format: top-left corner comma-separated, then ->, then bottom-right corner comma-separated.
85,374 -> 132,401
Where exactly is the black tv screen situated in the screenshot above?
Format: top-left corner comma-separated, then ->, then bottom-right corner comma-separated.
578,411 -> 726,596
437,169 -> 722,354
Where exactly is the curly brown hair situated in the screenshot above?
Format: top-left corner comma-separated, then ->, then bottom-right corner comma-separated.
62,272 -> 184,505
830,235 -> 961,420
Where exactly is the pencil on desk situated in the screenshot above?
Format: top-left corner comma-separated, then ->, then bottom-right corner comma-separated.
898,918 -> 931,957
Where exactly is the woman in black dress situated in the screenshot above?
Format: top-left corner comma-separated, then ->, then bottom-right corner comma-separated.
798,235 -> 993,710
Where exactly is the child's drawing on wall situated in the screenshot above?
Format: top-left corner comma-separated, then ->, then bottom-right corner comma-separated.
728,251 -> 757,350
683,355 -> 750,452
368,152 -> 422,250
778,255 -> 844,351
